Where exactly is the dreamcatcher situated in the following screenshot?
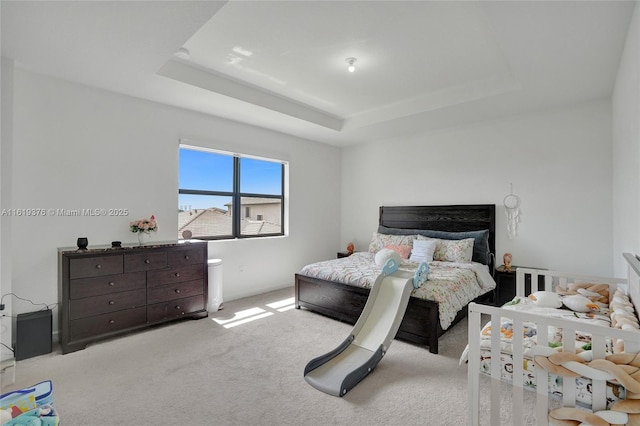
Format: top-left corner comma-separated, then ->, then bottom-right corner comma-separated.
504,184 -> 520,240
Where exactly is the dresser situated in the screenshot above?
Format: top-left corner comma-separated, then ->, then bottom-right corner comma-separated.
59,241 -> 208,354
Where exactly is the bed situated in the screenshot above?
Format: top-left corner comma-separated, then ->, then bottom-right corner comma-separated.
466,253 -> 640,425
295,204 -> 497,354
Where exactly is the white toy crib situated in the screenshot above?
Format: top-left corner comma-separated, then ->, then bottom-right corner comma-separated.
467,253 -> 640,425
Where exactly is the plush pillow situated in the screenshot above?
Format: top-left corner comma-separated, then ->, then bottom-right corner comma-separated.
374,248 -> 402,267
378,226 -> 491,265
528,291 -> 562,308
384,244 -> 411,259
409,239 -> 437,263
368,232 -> 415,253
420,236 -> 474,263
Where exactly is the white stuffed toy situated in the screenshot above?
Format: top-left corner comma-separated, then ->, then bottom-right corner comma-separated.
527,291 -> 562,308
562,294 -> 600,313
374,248 -> 402,268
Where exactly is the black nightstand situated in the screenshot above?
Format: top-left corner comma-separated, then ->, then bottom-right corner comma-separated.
337,251 -> 354,258
494,265 -> 546,306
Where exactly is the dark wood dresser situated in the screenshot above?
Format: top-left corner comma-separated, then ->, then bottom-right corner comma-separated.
58,241 -> 208,354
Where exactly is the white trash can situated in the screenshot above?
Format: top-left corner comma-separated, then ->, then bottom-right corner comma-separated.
208,258 -> 223,312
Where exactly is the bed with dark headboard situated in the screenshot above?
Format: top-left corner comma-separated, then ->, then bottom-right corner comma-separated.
294,204 -> 496,354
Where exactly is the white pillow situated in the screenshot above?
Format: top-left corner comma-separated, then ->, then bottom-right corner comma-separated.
374,248 -> 402,267
409,239 -> 437,263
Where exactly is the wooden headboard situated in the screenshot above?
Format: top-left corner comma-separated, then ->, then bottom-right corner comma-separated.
379,204 -> 496,263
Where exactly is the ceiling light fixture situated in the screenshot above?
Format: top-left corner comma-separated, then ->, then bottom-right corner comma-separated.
175,47 -> 191,60
346,57 -> 357,73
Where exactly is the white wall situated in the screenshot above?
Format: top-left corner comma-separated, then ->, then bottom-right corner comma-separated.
341,100 -> 614,276
613,3 -> 640,277
10,69 -> 341,338
1,58 -> 14,361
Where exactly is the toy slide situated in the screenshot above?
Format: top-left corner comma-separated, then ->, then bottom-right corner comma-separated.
304,260 -> 428,397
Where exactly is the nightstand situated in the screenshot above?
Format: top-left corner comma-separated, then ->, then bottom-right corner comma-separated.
337,251 -> 354,258
494,265 -> 546,306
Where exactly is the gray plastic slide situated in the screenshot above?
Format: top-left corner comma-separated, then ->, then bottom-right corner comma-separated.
303,267 -> 415,397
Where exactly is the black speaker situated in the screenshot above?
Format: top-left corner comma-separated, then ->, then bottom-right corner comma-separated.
16,310 -> 52,360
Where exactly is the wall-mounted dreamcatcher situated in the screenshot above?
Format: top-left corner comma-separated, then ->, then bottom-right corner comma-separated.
504,184 -> 520,240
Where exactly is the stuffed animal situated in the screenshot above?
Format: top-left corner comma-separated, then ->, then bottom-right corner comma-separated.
562,294 -> 600,313
527,291 -> 562,308
556,282 -> 610,307
503,253 -> 513,271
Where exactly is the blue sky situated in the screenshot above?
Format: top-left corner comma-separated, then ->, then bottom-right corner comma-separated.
179,148 -> 282,210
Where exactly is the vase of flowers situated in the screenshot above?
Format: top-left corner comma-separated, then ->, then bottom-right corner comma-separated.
130,215 -> 158,246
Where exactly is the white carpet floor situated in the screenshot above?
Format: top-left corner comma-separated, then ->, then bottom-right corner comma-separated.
2,287 -> 527,425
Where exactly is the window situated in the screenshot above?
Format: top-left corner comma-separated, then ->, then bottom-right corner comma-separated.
178,145 -> 285,240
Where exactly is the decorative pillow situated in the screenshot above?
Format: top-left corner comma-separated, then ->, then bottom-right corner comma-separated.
378,226 -> 491,265
368,232 -> 415,253
384,244 -> 411,259
420,236 -> 474,263
528,291 -> 562,308
374,248 -> 402,267
409,239 -> 437,263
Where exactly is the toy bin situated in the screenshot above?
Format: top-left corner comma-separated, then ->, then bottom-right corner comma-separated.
0,380 -> 53,413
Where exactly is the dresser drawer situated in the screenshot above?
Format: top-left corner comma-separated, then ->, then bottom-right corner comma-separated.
69,288 -> 146,320
147,279 -> 204,304
147,295 -> 205,323
147,263 -> 203,287
124,251 -> 168,273
168,247 -> 204,268
69,271 -> 145,299
69,306 -> 146,340
69,255 -> 123,279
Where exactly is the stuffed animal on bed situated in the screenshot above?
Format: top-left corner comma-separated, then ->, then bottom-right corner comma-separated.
556,282 -> 610,307
374,248 -> 402,268
527,291 -> 601,313
562,294 -> 600,313
527,291 -> 563,308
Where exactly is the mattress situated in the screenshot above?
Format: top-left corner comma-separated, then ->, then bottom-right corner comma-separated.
298,252 -> 496,329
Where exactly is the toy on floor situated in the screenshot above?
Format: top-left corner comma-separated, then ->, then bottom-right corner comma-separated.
2,405 -> 59,426
304,259 -> 428,396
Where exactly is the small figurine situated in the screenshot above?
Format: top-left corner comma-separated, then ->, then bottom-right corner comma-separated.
503,252 -> 513,271
347,242 -> 355,254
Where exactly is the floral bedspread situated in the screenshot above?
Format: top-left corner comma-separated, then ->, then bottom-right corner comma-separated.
298,252 -> 495,329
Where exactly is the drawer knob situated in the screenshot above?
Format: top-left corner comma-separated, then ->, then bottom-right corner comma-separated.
175,289 -> 181,294
175,305 -> 181,310
184,255 -> 190,260
109,300 -> 115,305
144,259 -> 150,264
108,282 -> 115,286
109,319 -> 115,324
175,272 -> 180,277
96,264 -> 102,269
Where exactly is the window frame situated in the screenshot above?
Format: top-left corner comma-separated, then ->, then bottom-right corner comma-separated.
178,146 -> 286,240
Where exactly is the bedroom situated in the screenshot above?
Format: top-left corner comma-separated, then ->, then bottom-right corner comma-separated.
1,0 -> 639,423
